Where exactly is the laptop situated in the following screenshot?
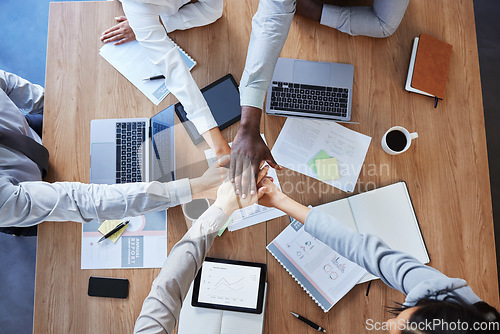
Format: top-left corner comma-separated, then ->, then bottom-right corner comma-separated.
89,105 -> 175,185
265,57 -> 354,122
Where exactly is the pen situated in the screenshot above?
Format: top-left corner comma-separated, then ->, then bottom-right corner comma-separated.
142,75 -> 165,81
290,312 -> 326,332
98,220 -> 129,243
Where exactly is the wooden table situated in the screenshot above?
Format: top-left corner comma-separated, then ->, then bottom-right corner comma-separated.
35,1 -> 499,333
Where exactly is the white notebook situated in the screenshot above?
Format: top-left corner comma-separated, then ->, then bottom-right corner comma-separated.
178,283 -> 267,334
99,38 -> 196,105
315,181 -> 429,283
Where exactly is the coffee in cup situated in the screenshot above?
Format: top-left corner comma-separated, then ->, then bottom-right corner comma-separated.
381,126 -> 418,155
182,198 -> 210,221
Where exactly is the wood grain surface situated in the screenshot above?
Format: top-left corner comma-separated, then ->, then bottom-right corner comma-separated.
35,1 -> 498,333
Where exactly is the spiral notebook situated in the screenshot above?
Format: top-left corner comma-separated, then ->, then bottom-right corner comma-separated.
267,182 -> 429,312
99,37 -> 196,105
267,218 -> 366,312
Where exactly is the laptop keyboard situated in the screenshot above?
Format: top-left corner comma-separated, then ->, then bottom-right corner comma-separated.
270,81 -> 349,117
115,121 -> 146,184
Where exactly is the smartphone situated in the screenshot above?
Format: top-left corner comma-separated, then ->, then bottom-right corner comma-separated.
88,276 -> 129,299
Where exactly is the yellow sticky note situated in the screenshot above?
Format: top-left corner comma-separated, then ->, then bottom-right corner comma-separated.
315,158 -> 340,181
98,220 -> 127,243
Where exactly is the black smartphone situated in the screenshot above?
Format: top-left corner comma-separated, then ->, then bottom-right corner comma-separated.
88,276 -> 129,299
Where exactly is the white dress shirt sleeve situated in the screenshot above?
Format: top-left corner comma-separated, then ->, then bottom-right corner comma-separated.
121,0 -> 218,135
320,0 -> 410,37
134,205 -> 229,333
0,176 -> 192,227
239,0 -> 295,110
161,0 -> 223,33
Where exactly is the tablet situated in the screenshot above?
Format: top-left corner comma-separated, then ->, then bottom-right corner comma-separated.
192,257 -> 267,314
175,74 -> 241,145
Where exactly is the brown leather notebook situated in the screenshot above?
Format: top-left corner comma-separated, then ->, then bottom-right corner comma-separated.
411,33 -> 453,99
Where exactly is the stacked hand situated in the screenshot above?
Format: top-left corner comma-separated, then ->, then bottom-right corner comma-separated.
230,123 -> 281,198
190,155 -> 231,200
215,165 -> 271,216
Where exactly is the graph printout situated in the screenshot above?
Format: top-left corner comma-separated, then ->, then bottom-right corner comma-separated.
197,261 -> 262,309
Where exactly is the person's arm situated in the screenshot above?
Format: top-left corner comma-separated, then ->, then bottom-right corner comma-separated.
320,0 -> 410,37
101,16 -> 136,45
230,0 -> 294,195
258,178 -> 481,305
134,169 -> 270,333
161,0 -> 224,33
121,1 -> 229,155
133,205 -> 228,334
0,70 -> 44,115
0,156 -> 230,227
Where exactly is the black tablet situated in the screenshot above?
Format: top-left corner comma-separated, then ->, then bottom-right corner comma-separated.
175,74 -> 241,145
192,257 -> 267,314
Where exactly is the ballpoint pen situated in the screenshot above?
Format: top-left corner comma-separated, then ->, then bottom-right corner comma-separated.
290,312 -> 326,332
98,220 -> 129,243
142,75 -> 165,81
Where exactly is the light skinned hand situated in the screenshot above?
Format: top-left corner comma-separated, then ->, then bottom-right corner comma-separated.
101,16 -> 136,45
191,155 -> 230,200
257,177 -> 287,208
215,165 -> 270,215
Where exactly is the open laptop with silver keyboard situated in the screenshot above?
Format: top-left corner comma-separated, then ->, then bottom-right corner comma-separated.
265,58 -> 354,122
90,105 -> 175,185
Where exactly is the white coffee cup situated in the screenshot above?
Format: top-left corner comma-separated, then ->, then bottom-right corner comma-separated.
381,126 -> 418,155
181,198 -> 210,222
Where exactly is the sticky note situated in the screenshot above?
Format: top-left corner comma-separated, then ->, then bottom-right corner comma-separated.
308,150 -> 331,174
218,218 -> 233,237
98,220 -> 127,243
315,158 -> 340,181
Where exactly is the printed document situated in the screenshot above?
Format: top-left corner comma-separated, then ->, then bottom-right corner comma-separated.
271,118 -> 371,192
99,39 -> 196,105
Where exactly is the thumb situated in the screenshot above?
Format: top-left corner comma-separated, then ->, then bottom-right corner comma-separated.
115,16 -> 127,22
257,187 -> 268,199
217,155 -> 231,168
265,154 -> 281,170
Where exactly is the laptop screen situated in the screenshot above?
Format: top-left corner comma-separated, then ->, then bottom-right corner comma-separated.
151,105 -> 175,182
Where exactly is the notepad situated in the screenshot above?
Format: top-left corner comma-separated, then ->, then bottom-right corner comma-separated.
98,220 -> 127,243
99,38 -> 196,105
314,181 -> 429,283
267,182 -> 430,312
178,283 -> 267,334
405,33 -> 453,102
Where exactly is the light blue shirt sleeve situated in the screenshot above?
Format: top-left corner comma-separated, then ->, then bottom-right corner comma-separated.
320,0 -> 410,37
239,0 -> 295,110
0,176 -> 192,227
304,208 -> 481,306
